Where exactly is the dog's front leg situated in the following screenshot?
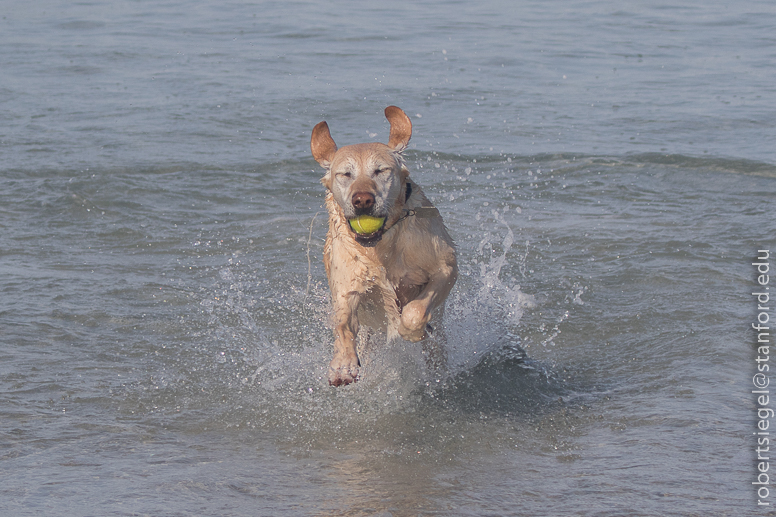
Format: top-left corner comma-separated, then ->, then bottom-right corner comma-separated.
398,264 -> 457,343
329,290 -> 361,386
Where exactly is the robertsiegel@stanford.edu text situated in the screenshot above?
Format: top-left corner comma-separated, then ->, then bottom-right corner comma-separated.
753,249 -> 772,507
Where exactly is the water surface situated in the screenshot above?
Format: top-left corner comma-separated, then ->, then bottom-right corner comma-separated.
2,1 -> 774,515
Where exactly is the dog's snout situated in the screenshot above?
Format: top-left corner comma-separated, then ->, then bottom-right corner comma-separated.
352,192 -> 375,213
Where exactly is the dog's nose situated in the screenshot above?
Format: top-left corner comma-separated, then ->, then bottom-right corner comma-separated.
352,192 -> 375,211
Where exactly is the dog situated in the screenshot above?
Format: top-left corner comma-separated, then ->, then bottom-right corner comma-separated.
310,106 -> 458,386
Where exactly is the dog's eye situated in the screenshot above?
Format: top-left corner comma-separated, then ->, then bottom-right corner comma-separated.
374,167 -> 390,175
337,172 -> 352,179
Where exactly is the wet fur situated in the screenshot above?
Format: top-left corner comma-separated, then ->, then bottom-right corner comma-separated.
311,106 -> 458,386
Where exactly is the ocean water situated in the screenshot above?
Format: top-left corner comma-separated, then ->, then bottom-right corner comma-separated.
1,1 -> 775,516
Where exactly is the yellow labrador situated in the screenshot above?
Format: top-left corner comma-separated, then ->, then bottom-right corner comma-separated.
311,106 -> 458,386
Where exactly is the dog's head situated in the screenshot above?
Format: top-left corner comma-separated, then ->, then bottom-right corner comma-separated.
311,106 -> 412,244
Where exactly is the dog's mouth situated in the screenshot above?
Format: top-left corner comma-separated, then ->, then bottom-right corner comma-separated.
348,215 -> 386,247
352,228 -> 384,247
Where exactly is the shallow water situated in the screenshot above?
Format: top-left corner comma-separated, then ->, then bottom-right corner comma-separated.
2,1 -> 775,516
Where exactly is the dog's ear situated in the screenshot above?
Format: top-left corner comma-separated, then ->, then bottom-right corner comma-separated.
385,106 -> 412,152
311,121 -> 338,168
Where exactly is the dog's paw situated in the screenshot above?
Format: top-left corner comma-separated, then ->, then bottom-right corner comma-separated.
328,354 -> 360,387
399,301 -> 430,342
398,323 -> 427,342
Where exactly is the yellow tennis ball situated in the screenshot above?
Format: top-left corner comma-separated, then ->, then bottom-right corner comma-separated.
349,215 -> 386,235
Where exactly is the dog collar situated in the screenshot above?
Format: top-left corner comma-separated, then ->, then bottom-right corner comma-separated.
380,182 -> 440,232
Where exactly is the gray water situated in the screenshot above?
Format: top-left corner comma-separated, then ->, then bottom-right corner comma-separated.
2,1 -> 775,516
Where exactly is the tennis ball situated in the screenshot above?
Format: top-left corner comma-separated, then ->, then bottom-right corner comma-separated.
349,215 -> 386,235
